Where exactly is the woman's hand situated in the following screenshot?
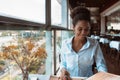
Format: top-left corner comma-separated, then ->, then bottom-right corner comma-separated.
59,68 -> 72,80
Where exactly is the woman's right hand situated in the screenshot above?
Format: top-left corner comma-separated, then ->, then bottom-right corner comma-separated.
60,68 -> 71,80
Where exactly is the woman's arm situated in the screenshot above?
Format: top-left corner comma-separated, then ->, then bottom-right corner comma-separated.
60,41 -> 71,80
94,42 -> 107,72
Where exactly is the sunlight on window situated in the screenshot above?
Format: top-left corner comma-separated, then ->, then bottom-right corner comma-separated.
0,30 -> 46,80
111,23 -> 120,30
0,0 -> 45,23
51,0 -> 61,26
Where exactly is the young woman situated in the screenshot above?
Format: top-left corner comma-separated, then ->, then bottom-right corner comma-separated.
59,7 -> 107,80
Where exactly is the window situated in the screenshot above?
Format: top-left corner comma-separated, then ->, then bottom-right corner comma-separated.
0,0 -> 45,23
68,9 -> 73,29
51,0 -> 68,28
110,23 -> 120,30
56,30 -> 62,72
0,30 -> 47,79
51,30 -> 74,75
51,0 -> 61,26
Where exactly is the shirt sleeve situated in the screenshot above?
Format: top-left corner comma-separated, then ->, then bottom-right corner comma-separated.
60,41 -> 67,70
94,42 -> 107,72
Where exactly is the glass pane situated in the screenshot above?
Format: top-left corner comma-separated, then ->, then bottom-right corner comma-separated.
0,30 -> 47,80
0,0 -> 45,23
51,0 -> 61,26
110,23 -> 120,30
56,31 -> 62,70
61,30 -> 74,41
68,9 -> 73,29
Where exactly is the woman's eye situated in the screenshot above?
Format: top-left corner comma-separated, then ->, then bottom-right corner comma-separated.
84,29 -> 89,31
78,29 -> 82,31
78,28 -> 89,32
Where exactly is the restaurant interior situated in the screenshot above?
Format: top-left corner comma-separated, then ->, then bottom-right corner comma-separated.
0,0 -> 120,80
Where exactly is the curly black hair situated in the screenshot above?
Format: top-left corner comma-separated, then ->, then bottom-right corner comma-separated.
70,6 -> 91,26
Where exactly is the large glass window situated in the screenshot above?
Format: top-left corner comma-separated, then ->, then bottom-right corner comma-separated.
110,23 -> 120,30
0,30 -> 47,80
51,0 -> 68,28
52,30 -> 74,75
0,0 -> 45,23
68,9 -> 73,29
56,31 -> 62,72
51,0 -> 61,26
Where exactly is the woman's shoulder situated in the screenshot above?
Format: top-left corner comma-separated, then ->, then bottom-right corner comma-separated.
87,37 -> 99,45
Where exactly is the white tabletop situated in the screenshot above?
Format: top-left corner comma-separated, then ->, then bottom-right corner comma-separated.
109,41 -> 120,51
29,74 -> 50,80
91,35 -> 100,40
28,74 -> 87,80
94,36 -> 100,39
99,38 -> 110,44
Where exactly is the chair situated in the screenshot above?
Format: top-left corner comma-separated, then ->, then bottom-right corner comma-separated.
115,52 -> 120,75
109,48 -> 117,63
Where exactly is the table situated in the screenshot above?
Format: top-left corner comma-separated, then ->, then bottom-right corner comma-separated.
29,74 -> 87,80
99,38 -> 110,44
94,36 -> 100,40
90,35 -> 100,40
50,76 -> 87,80
87,72 -> 120,80
109,41 -> 120,51
29,72 -> 120,80
29,74 -> 50,80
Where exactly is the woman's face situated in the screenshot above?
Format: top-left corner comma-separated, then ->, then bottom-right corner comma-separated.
73,20 -> 90,39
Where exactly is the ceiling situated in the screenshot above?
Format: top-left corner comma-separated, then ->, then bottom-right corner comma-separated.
68,0 -> 120,23
68,0 -> 119,13
107,9 -> 120,23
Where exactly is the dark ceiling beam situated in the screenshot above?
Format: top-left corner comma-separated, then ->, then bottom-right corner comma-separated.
100,0 -> 120,16
69,0 -> 119,13
0,15 -> 46,30
69,0 -> 100,9
0,16 -> 45,27
100,0 -> 119,13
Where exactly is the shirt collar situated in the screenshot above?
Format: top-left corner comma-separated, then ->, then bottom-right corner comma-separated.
66,36 -> 74,51
81,37 -> 90,50
66,36 -> 91,51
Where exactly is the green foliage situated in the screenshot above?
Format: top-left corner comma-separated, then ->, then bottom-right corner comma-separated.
0,60 -> 5,65
29,61 -> 41,74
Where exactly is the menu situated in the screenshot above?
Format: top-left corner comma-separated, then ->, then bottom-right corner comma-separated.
29,72 -> 120,80
86,72 -> 120,80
